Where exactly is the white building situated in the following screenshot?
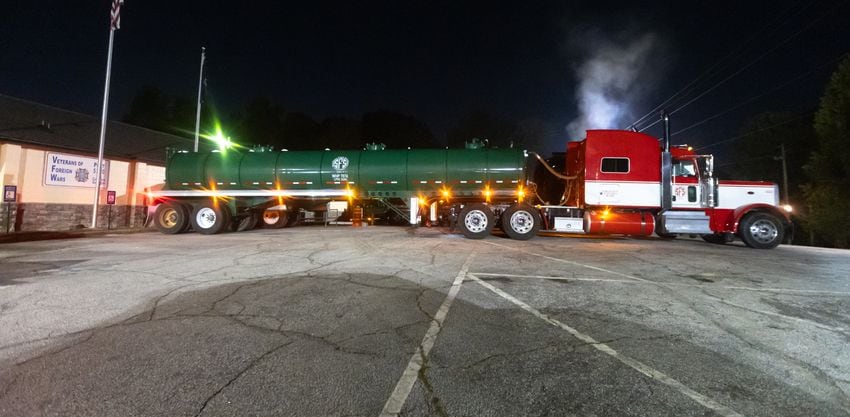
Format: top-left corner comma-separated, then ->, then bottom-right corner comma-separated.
0,94 -> 207,232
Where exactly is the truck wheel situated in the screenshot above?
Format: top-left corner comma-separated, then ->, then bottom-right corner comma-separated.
501,203 -> 541,240
262,209 -> 288,228
739,213 -> 784,249
702,233 -> 732,245
154,202 -> 189,234
191,202 -> 231,235
458,203 -> 494,239
235,211 -> 260,232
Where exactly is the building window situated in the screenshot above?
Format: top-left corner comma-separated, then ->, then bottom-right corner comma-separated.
601,157 -> 629,173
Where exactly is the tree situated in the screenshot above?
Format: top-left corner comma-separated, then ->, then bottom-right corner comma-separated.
123,86 -> 213,141
281,112 -> 319,150
361,111 -> 437,148
447,111 -> 516,148
232,97 -> 285,148
512,117 -> 552,153
731,112 -> 814,197
316,117 -> 362,150
124,86 -> 168,130
803,56 -> 850,248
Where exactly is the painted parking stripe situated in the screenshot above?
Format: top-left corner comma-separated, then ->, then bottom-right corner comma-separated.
710,297 -> 846,333
379,254 -> 473,417
481,241 -> 651,283
467,273 -> 746,417
470,272 -> 850,297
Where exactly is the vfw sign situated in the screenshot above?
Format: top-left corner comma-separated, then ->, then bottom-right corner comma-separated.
44,152 -> 109,188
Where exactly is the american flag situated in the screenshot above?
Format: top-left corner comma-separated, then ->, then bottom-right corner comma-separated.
110,0 -> 124,30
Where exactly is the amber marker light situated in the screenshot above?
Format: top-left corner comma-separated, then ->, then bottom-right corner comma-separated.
275,181 -> 285,206
346,186 -> 356,204
484,185 -> 492,203
441,187 -> 451,200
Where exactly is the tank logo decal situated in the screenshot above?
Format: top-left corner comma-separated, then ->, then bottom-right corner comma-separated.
331,156 -> 350,171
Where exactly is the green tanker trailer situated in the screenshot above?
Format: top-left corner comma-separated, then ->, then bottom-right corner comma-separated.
149,141 -> 541,239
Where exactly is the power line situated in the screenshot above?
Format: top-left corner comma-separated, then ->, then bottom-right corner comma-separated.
668,4 -> 833,117
627,1 -> 813,131
671,51 -> 846,138
694,112 -> 811,151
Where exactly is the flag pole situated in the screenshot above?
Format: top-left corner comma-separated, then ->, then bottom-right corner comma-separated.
91,26 -> 116,229
193,47 -> 206,152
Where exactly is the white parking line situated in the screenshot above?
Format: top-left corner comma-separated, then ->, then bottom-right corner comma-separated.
471,272 -> 850,297
481,241 -> 650,282
467,273 -> 746,417
711,297 -> 847,333
379,254 -> 473,417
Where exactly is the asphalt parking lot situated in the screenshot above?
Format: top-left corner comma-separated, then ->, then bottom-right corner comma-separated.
1,226 -> 849,417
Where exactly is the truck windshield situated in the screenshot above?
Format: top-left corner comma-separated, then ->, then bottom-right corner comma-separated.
673,159 -> 697,177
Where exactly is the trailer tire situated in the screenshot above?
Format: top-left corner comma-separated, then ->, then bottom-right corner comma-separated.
739,212 -> 784,249
191,202 -> 231,235
153,202 -> 189,234
458,203 -> 494,239
262,209 -> 288,228
235,211 -> 260,232
501,203 -> 541,240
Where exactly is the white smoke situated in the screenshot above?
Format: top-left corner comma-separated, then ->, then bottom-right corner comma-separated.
566,33 -> 658,140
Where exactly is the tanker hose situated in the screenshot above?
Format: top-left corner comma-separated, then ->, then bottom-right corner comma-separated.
526,181 -> 546,205
529,152 -> 577,181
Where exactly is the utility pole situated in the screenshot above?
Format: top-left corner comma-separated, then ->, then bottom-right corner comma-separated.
92,0 -> 123,229
775,143 -> 789,205
194,47 -> 206,152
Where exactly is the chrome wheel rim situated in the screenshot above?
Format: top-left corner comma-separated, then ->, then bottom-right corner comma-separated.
749,219 -> 778,244
510,210 -> 534,234
263,211 -> 280,225
159,208 -> 178,228
195,207 -> 217,229
464,210 -> 488,233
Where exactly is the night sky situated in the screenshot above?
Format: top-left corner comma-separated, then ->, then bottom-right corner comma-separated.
2,1 -> 848,153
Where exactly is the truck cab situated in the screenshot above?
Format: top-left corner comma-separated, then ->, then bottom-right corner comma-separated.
540,129 -> 791,249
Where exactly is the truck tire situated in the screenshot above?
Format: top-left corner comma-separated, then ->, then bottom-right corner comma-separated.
154,202 -> 189,234
191,202 -> 231,235
458,203 -> 494,239
262,209 -> 288,228
501,203 -> 541,240
739,212 -> 784,249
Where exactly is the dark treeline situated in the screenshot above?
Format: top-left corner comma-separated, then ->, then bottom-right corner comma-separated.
725,56 -> 850,248
123,90 -> 549,152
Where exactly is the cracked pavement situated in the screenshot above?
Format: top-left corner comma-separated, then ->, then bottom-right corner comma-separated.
1,226 -> 849,416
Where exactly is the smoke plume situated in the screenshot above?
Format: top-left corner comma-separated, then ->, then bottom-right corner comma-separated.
566,33 -> 659,140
